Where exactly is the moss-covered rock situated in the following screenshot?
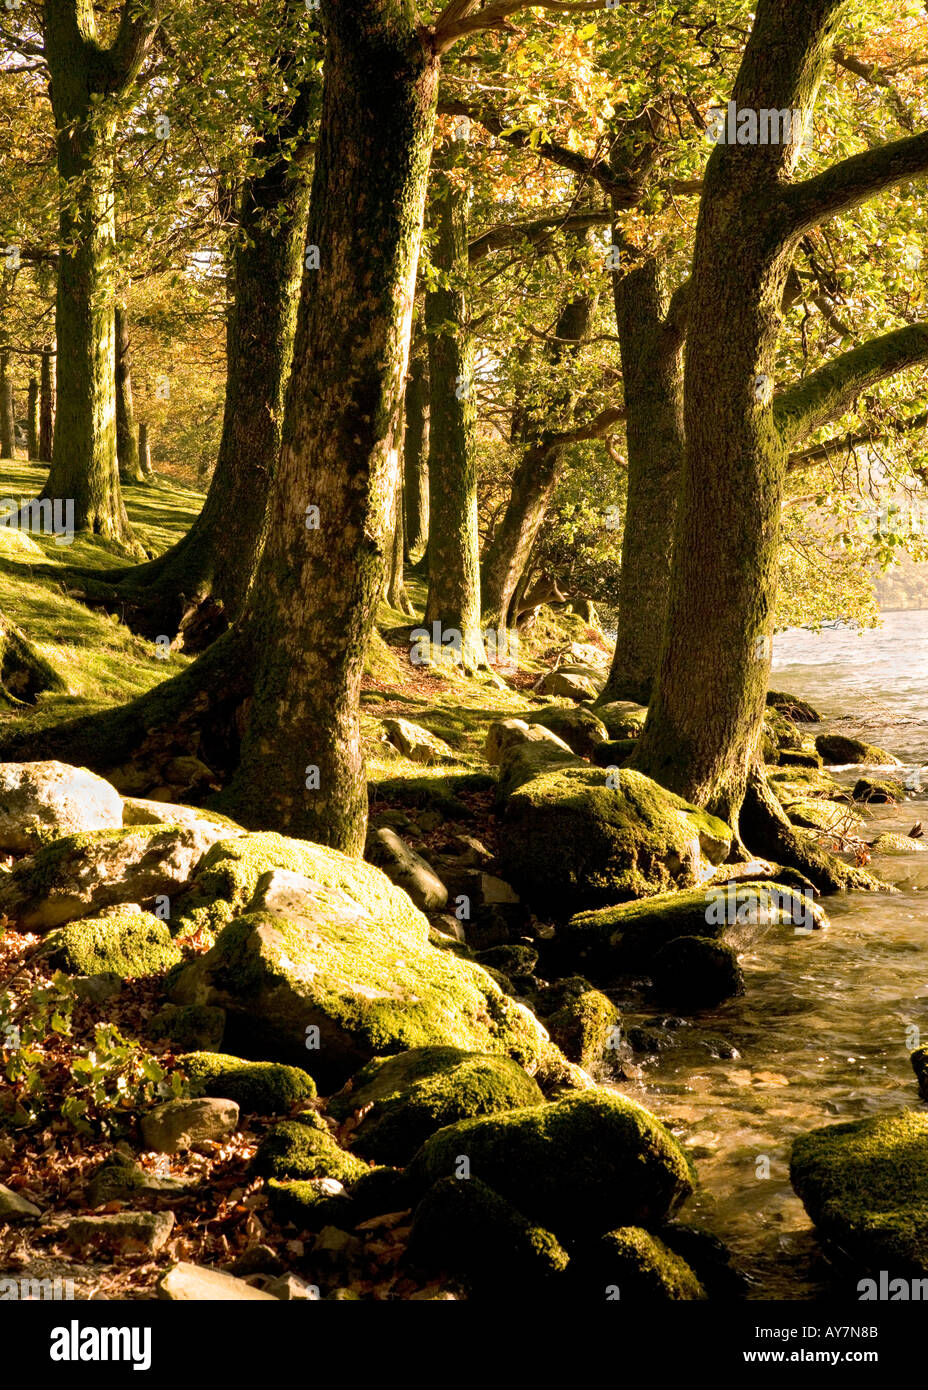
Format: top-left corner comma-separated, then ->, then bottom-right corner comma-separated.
560,880 -> 825,978
790,1110 -> 928,1273
327,1047 -> 544,1166
912,1048 -> 928,1101
776,750 -> 823,769
868,833 -> 927,855
521,705 -> 610,757
408,1088 -> 693,1240
570,1226 -> 706,1300
650,936 -> 745,1009
473,944 -> 538,985
534,977 -> 619,1071
595,702 -> 648,739
252,1113 -> 370,1185
265,1177 -> 355,1231
815,734 -> 900,767
178,1051 -> 316,1113
763,709 -> 802,752
46,908 -> 181,977
407,1176 -> 569,1294
169,861 -> 550,1088
785,798 -> 861,833
852,777 -> 906,804
147,1004 -> 226,1052
591,739 -> 638,768
0,760 -> 122,850
498,765 -> 732,915
766,690 -> 821,723
0,824 -> 220,932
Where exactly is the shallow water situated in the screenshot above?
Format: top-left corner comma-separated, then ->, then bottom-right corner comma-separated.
613,610 -> 928,1299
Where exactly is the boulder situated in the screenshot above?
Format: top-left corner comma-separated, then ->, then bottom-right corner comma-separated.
785,798 -> 861,833
484,718 -> 572,766
869,833 -> 927,854
147,1003 -> 226,1052
265,1177 -> 356,1231
0,824 -> 224,931
650,936 -> 745,1009
327,1047 -> 544,1166
498,763 -> 732,915
0,1183 -> 41,1220
140,1097 -> 239,1154
534,977 -> 620,1071
776,749 -> 823,769
66,1211 -> 175,1255
265,1273 -> 320,1301
381,718 -> 457,764
912,1048 -> 928,1101
790,1110 -> 928,1273
560,880 -> 826,977
766,690 -> 821,722
595,702 -> 648,739
158,1261 -> 277,1301
46,907 -> 181,977
169,857 -> 550,1088
570,1226 -> 706,1300
122,796 -> 246,838
366,827 -> 448,911
86,1153 -> 189,1207
853,777 -> 906,804
252,1112 -> 369,1185
0,761 -> 122,850
179,1051 -> 316,1112
408,1088 -> 693,1240
815,734 -> 900,766
407,1176 -> 568,1293
521,705 -> 610,757
533,670 -> 599,701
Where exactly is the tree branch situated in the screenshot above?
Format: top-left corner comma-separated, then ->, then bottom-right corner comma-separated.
785,131 -> 928,237
468,208 -> 610,261
786,410 -> 928,471
774,323 -> 928,445
432,0 -> 622,53
107,0 -> 163,92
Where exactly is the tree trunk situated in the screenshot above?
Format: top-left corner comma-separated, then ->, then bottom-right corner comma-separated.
386,449 -> 415,615
39,346 -> 55,463
115,300 -> 144,483
223,0 -> 439,853
599,255 -> 684,705
138,421 -> 152,475
0,354 -> 14,459
26,375 -> 41,462
480,288 -> 597,629
423,158 -> 484,672
39,0 -> 159,547
631,0 -> 845,827
0,612 -> 67,706
403,346 -> 429,559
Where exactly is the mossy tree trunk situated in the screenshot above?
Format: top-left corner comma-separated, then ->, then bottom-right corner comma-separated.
0,611 -> 67,707
39,0 -> 161,545
138,421 -> 152,476
223,0 -> 440,853
599,255 -> 685,706
26,375 -> 41,462
423,154 -> 485,672
115,300 -> 144,483
39,346 -> 55,463
403,345 -> 430,560
0,353 -> 14,459
480,286 -> 597,629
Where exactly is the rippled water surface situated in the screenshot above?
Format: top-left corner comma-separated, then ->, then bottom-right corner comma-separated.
614,610 -> 928,1299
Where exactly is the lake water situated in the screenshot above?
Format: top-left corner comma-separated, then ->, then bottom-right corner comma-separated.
614,609 -> 928,1299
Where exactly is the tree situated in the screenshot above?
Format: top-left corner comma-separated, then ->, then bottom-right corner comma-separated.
0,352 -> 14,458
403,344 -> 430,560
26,373 -> 40,461
39,347 -> 55,463
39,0 -> 162,544
632,0 -> 928,828
115,300 -> 144,483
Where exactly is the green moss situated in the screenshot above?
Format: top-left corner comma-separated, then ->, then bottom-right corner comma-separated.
522,705 -> 609,756
790,1110 -> 928,1273
408,1088 -> 694,1240
265,1178 -> 355,1231
147,1004 -> 226,1051
594,702 -> 648,739
173,831 -> 429,939
869,833 -> 927,854
535,978 -> 619,1070
815,734 -> 899,766
4,824 -> 175,908
853,778 -> 906,804
178,1051 -> 316,1112
46,908 -> 181,977
784,798 -> 862,832
776,750 -> 823,769
499,765 -> 732,915
327,1047 -> 544,1165
253,1113 -> 370,1185
571,1226 -> 706,1300
407,1175 -> 569,1293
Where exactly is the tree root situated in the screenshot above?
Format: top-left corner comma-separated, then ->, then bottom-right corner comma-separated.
740,764 -> 893,894
0,614 -> 67,706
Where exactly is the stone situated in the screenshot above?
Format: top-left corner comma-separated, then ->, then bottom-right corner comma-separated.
253,1112 -> 369,1185
66,1211 -> 175,1255
815,734 -> 900,766
498,762 -> 732,915
570,1226 -> 706,1300
71,972 -> 123,1003
521,704 -> 610,756
0,761 -> 122,851
147,1004 -> 226,1052
912,1048 -> 928,1100
408,1088 -> 693,1240
869,833 -> 927,854
595,701 -> 648,739
158,1261 -> 277,1301
0,824 -> 226,931
533,670 -> 599,701
650,936 -> 746,1009
381,718 -> 456,764
327,1047 -> 544,1166
168,849 -> 551,1089
0,1183 -> 41,1220
790,1110 -> 928,1273
766,690 -> 821,722
141,1097 -> 239,1154
366,827 -> 448,911
534,977 -> 620,1070
85,1154 -> 189,1207
265,1272 -> 320,1300
46,909 -> 181,977
179,1051 -> 316,1112
484,718 -> 572,766
852,777 -> 906,804
122,796 -> 247,837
